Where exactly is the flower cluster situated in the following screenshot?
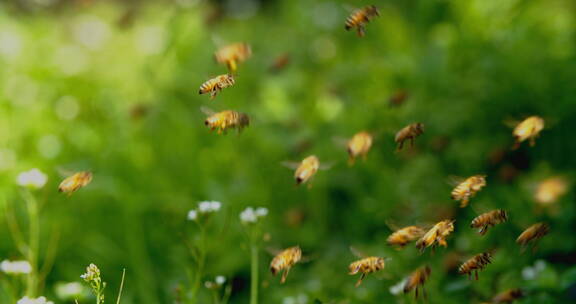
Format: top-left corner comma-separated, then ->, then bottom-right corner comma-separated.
16,168 -> 48,189
204,275 -> 226,289
0,260 -> 32,275
239,207 -> 268,224
187,200 -> 222,221
16,296 -> 54,304
55,282 -> 85,300
80,263 -> 106,304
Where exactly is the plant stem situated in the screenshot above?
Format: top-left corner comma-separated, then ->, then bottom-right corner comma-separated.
190,225 -> 206,304
250,243 -> 258,304
23,190 -> 39,298
116,269 -> 126,304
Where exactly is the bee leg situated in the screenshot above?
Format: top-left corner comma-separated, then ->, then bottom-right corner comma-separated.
210,88 -> 218,99
410,137 -> 415,147
422,286 -> 428,301
475,270 -> 478,281
356,26 -> 365,37
415,286 -> 419,299
480,226 -> 487,235
280,267 -> 291,284
355,273 -> 366,287
530,136 -> 536,147
396,140 -> 404,152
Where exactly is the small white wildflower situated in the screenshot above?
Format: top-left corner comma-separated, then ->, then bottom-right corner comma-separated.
215,275 -> 226,285
0,260 -> 32,275
80,263 -> 101,282
17,296 -> 54,304
16,168 -> 48,189
210,201 -> 222,212
204,281 -> 215,289
522,266 -> 536,280
255,207 -> 268,217
240,207 -> 257,224
55,282 -> 84,299
187,210 -> 198,221
199,201 -> 213,212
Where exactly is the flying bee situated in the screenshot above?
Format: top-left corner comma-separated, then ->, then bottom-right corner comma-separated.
535,176 -> 568,205
199,74 -> 235,100
451,175 -> 487,208
403,266 -> 431,299
516,222 -> 549,251
347,131 -> 373,165
395,123 -> 424,151
202,107 -> 250,134
470,209 -> 508,235
512,116 -> 544,149
269,53 -> 290,73
387,226 -> 425,248
270,246 -> 302,284
348,256 -> 386,287
492,288 -> 524,303
416,220 -> 455,252
458,252 -> 493,280
345,5 -> 380,37
58,171 -> 93,195
214,42 -> 252,73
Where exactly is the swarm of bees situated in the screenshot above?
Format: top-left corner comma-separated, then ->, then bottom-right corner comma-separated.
451,175 -> 487,207
270,246 -> 302,284
458,252 -> 493,280
58,171 -> 93,195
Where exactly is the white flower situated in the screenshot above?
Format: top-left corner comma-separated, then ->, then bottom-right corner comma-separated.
255,207 -> 268,217
240,206 -> 268,224
55,282 -> 84,300
16,168 -> 48,189
187,210 -> 198,221
198,200 -> 222,213
215,275 -> 226,285
210,201 -> 222,212
17,296 -> 54,304
1,260 -> 32,275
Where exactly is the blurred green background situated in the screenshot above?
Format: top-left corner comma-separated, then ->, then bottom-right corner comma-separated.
0,0 -> 575,303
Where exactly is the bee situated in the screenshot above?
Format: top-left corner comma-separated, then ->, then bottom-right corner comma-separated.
416,220 -> 455,252
58,171 -> 93,195
535,177 -> 568,205
516,222 -> 549,250
348,256 -> 386,287
395,123 -> 424,151
202,108 -> 250,134
345,5 -> 380,37
492,288 -> 524,303
512,116 -> 544,149
458,252 -> 492,280
403,266 -> 431,299
269,53 -> 290,73
389,89 -> 408,107
214,42 -> 252,73
270,246 -> 302,284
293,155 -> 320,185
347,131 -> 373,165
387,226 -> 425,248
199,74 -> 235,100
451,175 -> 487,208
470,209 -> 508,235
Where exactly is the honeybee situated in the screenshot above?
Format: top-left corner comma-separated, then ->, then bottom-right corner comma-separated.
451,175 -> 487,208
270,246 -> 302,284
535,177 -> 568,205
416,220 -> 455,252
348,256 -> 386,287
347,131 -> 373,165
345,5 -> 380,37
389,89 -> 408,107
214,42 -> 252,73
403,266 -> 431,299
199,74 -> 235,99
387,226 -> 425,248
202,108 -> 250,134
513,116 -> 544,149
458,252 -> 492,280
269,53 -> 290,73
516,222 -> 549,250
293,155 -> 320,185
470,209 -> 508,235
58,171 -> 93,195
395,123 -> 424,151
492,288 -> 524,303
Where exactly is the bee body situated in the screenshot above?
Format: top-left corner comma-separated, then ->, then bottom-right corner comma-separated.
347,131 -> 373,165
416,220 -> 454,252
516,223 -> 549,249
395,123 -> 424,151
403,266 -> 431,299
471,209 -> 508,235
348,256 -> 385,287
59,171 -> 93,195
387,226 -> 425,248
451,175 -> 486,207
458,252 -> 492,280
294,155 -> 320,185
492,288 -> 524,303
204,110 -> 250,134
513,116 -> 544,148
345,5 -> 380,37
199,74 -> 235,99
214,43 -> 252,73
270,246 -> 302,284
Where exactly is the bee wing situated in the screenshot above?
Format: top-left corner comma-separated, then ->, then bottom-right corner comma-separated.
281,161 -> 300,170
56,167 -> 76,178
384,220 -> 402,231
342,4 -> 358,12
265,247 -> 283,256
503,117 -> 521,128
200,106 -> 216,116
349,246 -> 367,258
332,136 -> 349,148
447,175 -> 465,186
319,162 -> 334,170
211,34 -> 226,48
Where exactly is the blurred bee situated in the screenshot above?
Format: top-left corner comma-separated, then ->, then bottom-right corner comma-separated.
214,42 -> 252,73
516,222 -> 549,250
458,252 -> 492,280
387,226 -> 425,248
395,123 -> 424,151
202,107 -> 250,134
59,171 -> 93,195
347,131 -> 373,165
512,116 -> 544,149
389,89 -> 408,107
416,220 -> 455,252
451,175 -> 487,208
403,266 -> 431,299
470,209 -> 508,235
199,74 -> 235,100
293,155 -> 320,185
535,176 -> 568,205
345,5 -> 380,37
348,256 -> 386,287
269,53 -> 290,73
270,246 -> 302,284
492,288 -> 524,303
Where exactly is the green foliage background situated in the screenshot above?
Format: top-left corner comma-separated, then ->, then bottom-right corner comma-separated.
0,0 -> 575,303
